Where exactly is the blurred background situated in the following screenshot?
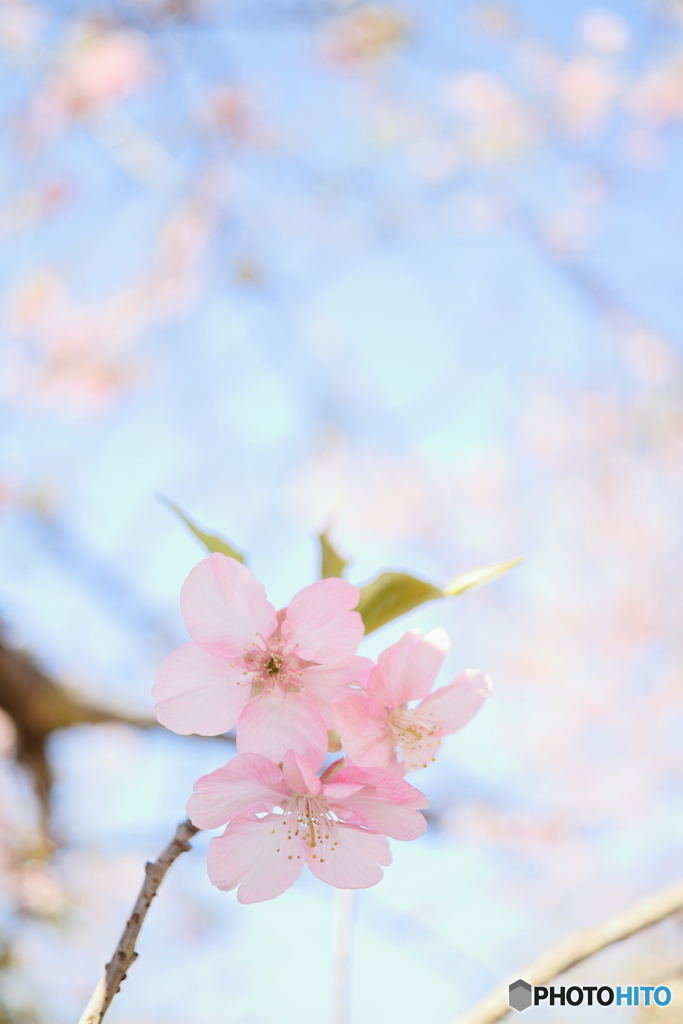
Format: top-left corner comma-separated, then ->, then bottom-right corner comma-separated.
2,0 -> 683,1020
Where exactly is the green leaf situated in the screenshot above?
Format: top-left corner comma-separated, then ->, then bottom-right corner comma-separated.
319,531 -> 348,579
159,496 -> 245,563
357,556 -> 522,634
442,555 -> 523,596
357,572 -> 442,634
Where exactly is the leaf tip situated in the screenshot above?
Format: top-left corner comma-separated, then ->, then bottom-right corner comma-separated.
442,554 -> 523,597
159,496 -> 246,564
319,529 -> 349,579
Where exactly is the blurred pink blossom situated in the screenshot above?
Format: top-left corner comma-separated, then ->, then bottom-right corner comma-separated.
3,196 -> 216,413
200,85 -> 280,149
203,85 -> 252,142
0,0 -> 43,52
284,432 -> 438,544
556,56 -> 620,133
319,4 -> 410,69
0,180 -> 69,234
623,331 -> 677,388
14,860 -> 68,917
580,9 -> 630,54
187,748 -> 428,902
625,56 -> 683,124
441,72 -> 535,160
334,629 -> 491,772
25,24 -> 155,142
154,553 -> 371,764
61,27 -> 151,112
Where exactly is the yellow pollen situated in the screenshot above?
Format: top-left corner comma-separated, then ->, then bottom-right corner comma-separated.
266,653 -> 283,676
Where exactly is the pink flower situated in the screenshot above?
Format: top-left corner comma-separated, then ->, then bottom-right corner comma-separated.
333,629 -> 491,773
153,553 -> 371,764
187,749 -> 429,903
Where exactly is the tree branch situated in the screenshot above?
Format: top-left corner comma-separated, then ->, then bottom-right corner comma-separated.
451,878 -> 683,1024
0,635 -> 233,837
0,637 -> 158,834
78,819 -> 201,1024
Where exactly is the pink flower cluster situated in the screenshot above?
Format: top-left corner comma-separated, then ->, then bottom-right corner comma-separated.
154,553 -> 491,903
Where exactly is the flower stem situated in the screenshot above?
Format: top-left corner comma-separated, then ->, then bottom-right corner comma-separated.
77,819 -> 200,1024
332,888 -> 355,1024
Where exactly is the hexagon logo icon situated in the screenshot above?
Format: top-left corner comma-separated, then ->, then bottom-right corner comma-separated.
508,979 -> 532,1012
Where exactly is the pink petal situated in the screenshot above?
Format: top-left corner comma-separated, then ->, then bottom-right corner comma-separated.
153,642 -> 250,736
327,764 -> 429,838
331,764 -> 429,809
323,782 -> 365,800
186,752 -> 288,829
331,794 -> 427,840
281,578 -> 363,663
417,669 -> 492,734
207,815 -> 304,903
332,695 -> 392,768
180,553 -> 278,658
282,750 -> 322,796
236,690 -> 328,767
305,824 -> 390,889
300,656 -> 374,728
368,628 -> 450,707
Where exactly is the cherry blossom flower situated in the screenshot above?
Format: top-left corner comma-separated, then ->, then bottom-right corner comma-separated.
153,553 -> 371,764
186,749 -> 428,903
333,628 -> 491,772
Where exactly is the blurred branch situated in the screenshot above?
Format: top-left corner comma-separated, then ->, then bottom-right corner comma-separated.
452,879 -> 683,1024
78,819 -> 200,1024
91,112 -> 177,188
515,201 -> 667,343
0,636 -> 235,837
0,637 -> 157,835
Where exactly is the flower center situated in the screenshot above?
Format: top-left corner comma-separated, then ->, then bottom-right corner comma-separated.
266,653 -> 283,676
272,796 -> 341,865
295,796 -> 326,847
241,639 -> 305,697
388,708 -> 441,768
